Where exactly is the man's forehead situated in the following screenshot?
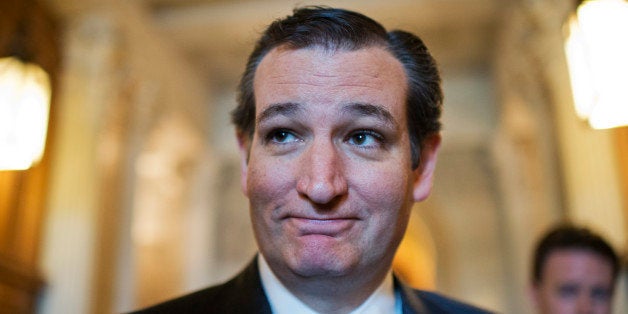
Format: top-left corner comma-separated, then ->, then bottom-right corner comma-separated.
251,45 -> 409,131
265,43 -> 390,59
253,46 -> 407,98
548,248 -> 611,262
256,102 -> 398,126
255,45 -> 404,80
543,249 -> 615,276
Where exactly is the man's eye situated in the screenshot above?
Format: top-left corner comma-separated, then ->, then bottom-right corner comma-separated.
591,287 -> 611,301
347,131 -> 382,147
557,285 -> 579,299
267,129 -> 299,143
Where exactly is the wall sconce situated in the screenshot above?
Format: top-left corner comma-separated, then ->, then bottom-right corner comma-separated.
0,5 -> 52,172
0,56 -> 51,171
564,0 -> 628,129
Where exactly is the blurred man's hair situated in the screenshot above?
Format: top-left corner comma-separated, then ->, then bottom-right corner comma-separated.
532,223 -> 620,285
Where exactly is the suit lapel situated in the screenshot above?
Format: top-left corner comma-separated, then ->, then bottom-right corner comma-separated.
395,276 -> 429,314
226,256 -> 273,314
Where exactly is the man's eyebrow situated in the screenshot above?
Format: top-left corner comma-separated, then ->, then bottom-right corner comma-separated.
256,102 -> 303,125
341,103 -> 397,126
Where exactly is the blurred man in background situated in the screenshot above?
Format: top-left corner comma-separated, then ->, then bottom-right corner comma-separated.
530,224 -> 621,314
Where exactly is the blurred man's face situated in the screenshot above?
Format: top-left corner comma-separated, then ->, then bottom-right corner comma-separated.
238,46 -> 439,287
532,249 -> 615,314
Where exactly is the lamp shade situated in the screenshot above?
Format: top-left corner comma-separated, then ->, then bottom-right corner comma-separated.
0,56 -> 51,170
564,0 -> 628,129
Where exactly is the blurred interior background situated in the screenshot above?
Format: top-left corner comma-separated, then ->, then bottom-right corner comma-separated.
0,0 -> 627,313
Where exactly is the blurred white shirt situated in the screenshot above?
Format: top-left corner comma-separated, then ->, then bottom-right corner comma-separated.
258,254 -> 401,314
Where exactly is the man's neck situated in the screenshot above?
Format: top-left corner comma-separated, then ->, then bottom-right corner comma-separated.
258,254 -> 393,314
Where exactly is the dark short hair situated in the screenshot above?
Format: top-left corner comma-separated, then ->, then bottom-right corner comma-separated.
231,6 -> 442,169
532,223 -> 620,286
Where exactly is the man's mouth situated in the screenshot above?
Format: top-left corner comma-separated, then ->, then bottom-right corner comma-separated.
287,216 -> 358,237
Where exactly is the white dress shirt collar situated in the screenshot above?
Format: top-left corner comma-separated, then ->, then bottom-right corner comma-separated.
258,254 -> 401,314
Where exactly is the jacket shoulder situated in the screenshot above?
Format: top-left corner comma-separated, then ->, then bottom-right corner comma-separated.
127,258 -> 271,314
127,282 -> 235,314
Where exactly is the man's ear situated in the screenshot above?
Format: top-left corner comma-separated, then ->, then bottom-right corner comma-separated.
237,131 -> 250,196
412,133 -> 441,202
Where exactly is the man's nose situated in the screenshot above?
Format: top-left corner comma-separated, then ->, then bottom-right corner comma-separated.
296,139 -> 348,205
576,294 -> 594,314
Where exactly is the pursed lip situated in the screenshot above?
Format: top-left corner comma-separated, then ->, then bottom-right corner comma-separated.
285,216 -> 358,237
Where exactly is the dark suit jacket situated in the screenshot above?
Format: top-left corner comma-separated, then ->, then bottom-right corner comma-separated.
130,257 -> 494,314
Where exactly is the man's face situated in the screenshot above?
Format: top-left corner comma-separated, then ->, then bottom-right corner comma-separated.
238,46 -> 439,284
532,249 -> 615,314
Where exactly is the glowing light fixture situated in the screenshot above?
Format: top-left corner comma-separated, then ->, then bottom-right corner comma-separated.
564,0 -> 628,129
0,56 -> 51,170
